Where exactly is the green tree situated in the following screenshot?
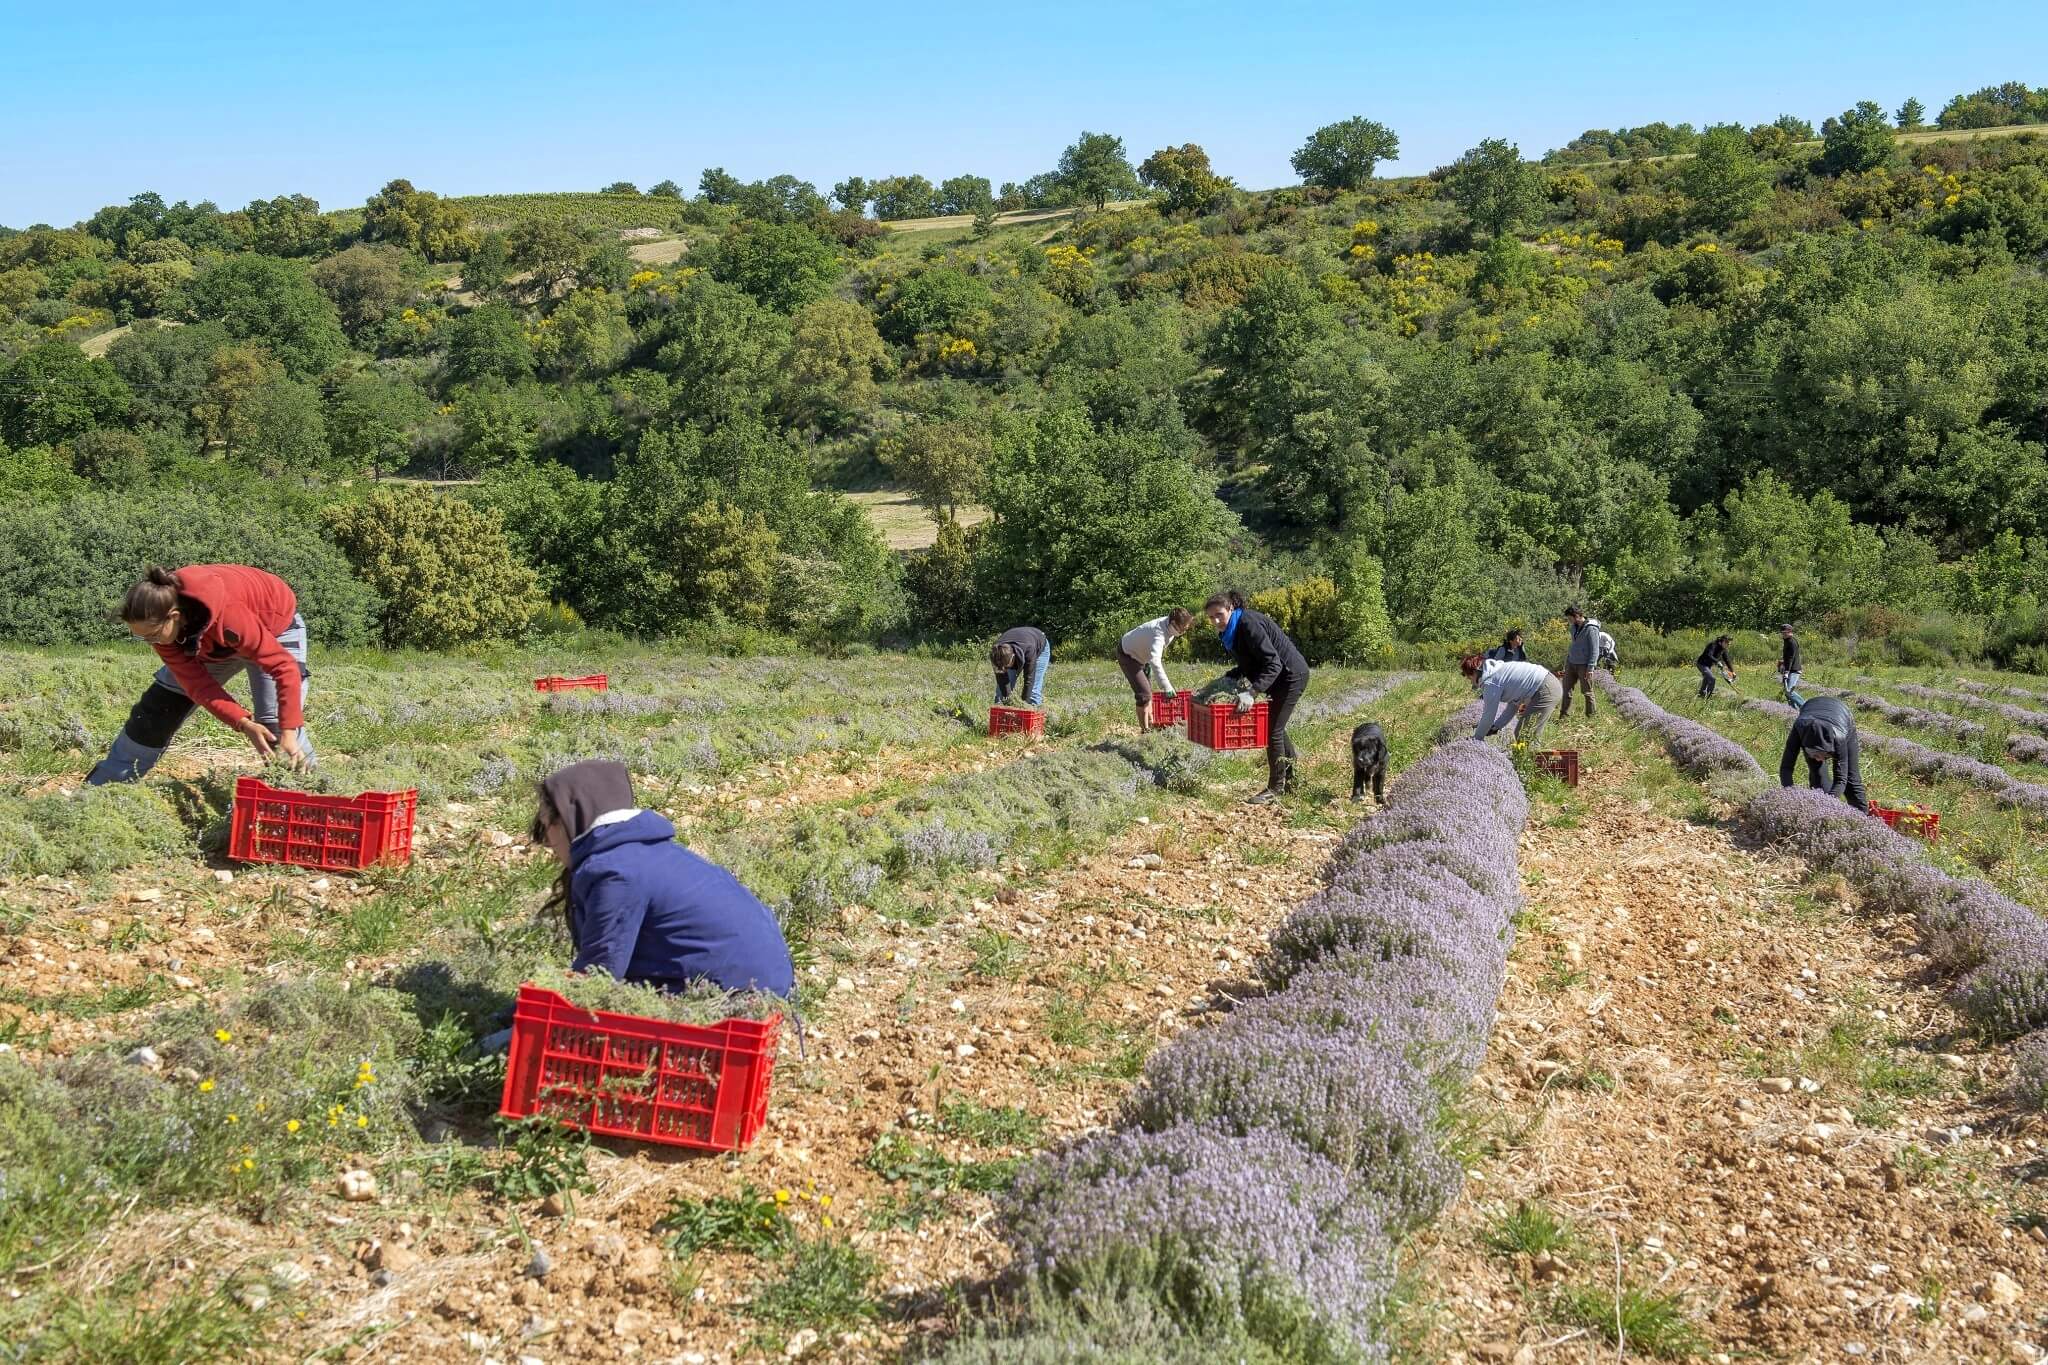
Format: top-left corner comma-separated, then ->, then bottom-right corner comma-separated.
648,179 -> 683,199
1679,125 -> 1772,230
880,267 -> 996,345
1329,535 -> 1395,663
698,167 -> 743,204
65,429 -> 149,486
870,175 -> 941,220
235,374 -> 329,476
0,344 -> 131,447
323,487 -> 544,646
1138,144 -> 1234,213
463,231 -> 512,299
647,276 -> 790,425
360,178 -> 475,261
326,369 -> 429,478
971,399 -> 1235,638
904,518 -> 977,635
601,181 -> 640,195
183,254 -> 348,378
106,320 -> 225,437
938,176 -> 994,216
310,244 -> 414,341
878,418 -> 986,520
445,305 -> 534,384
240,193 -> 328,256
529,288 -> 632,377
1381,477 -> 1486,639
582,239 -> 632,293
832,177 -> 871,213
1818,101 -> 1895,176
1895,97 -> 1926,130
1445,138 -> 1540,237
704,220 -> 841,312
783,297 -> 890,429
1055,131 -> 1142,210
466,461 -> 605,606
508,219 -> 594,301
1289,117 -> 1400,191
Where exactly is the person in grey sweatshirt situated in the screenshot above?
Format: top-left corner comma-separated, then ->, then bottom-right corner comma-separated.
1558,605 -> 1602,717
1463,654 -> 1563,751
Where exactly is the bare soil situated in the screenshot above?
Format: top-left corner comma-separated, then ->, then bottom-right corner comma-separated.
1411,747 -> 2048,1364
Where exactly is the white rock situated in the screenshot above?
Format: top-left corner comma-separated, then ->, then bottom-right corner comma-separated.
490,831 -> 514,848
955,1043 -> 977,1058
213,869 -> 235,884
1758,1076 -> 1794,1094
235,1283 -> 270,1311
268,1260 -> 311,1289
1988,1271 -> 2024,1307
1796,1076 -> 1823,1093
127,888 -> 163,904
335,1169 -> 379,1202
125,1046 -> 162,1070
613,1306 -> 654,1337
785,1327 -> 820,1358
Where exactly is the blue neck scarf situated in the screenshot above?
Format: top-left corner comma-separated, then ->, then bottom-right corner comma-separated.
1220,607 -> 1242,650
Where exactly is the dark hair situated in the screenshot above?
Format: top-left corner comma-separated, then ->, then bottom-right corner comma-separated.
1716,634 -> 1733,645
990,642 -> 1019,670
121,567 -> 183,624
1167,607 -> 1194,631
1503,628 -> 1523,643
1565,604 -> 1585,619
1203,590 -> 1247,614
530,786 -> 578,950
1459,653 -> 1485,680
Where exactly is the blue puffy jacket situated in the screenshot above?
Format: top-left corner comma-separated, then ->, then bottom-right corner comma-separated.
567,811 -> 795,996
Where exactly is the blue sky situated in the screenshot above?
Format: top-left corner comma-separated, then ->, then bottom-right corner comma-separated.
4,1 -> 2045,226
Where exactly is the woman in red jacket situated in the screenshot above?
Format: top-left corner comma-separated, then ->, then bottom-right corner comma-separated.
87,565 -> 315,785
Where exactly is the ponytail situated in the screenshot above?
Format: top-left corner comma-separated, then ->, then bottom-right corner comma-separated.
121,567 -> 182,624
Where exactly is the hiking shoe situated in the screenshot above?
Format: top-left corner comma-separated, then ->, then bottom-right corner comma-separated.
1245,788 -> 1281,805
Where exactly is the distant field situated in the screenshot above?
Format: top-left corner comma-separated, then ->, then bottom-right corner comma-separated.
848,487 -> 988,550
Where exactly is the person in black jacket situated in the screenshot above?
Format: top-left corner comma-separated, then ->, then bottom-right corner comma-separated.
1697,634 -> 1735,698
1778,623 -> 1807,706
1204,590 -> 1311,804
1779,695 -> 1866,811
1484,629 -> 1527,664
990,626 -> 1050,707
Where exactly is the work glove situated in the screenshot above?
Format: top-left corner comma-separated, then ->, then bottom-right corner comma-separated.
1235,690 -> 1255,714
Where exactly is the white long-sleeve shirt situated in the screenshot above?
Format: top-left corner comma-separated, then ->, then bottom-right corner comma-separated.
1598,631 -> 1617,663
1120,615 -> 1179,693
1473,659 -> 1554,739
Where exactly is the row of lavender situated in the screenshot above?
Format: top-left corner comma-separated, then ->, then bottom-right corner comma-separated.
946,739 -> 1527,1361
1821,687 -> 2048,766
1597,676 -> 2048,1109
1897,680 -> 2048,742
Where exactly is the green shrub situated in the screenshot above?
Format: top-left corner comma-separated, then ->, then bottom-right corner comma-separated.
0,487 -> 380,646
0,783 -> 191,877
323,487 -> 544,648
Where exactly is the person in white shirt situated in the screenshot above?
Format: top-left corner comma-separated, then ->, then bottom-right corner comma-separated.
1597,630 -> 1618,670
1117,608 -> 1193,732
1462,653 -> 1564,751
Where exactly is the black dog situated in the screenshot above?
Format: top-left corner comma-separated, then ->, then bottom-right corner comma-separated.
1350,722 -> 1387,802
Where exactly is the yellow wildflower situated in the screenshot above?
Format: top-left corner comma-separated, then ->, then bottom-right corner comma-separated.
198,1079 -> 215,1093
774,1188 -> 792,1204
214,1029 -> 233,1043
286,1119 -> 301,1134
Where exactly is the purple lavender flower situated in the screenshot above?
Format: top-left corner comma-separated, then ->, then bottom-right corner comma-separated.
1896,683 -> 2048,738
2013,1030 -> 2048,1112
1598,675 -> 1762,777
1126,1019 -> 1460,1230
1003,1123 -> 1393,1360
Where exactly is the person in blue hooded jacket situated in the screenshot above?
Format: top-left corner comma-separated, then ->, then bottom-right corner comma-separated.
529,759 -> 794,996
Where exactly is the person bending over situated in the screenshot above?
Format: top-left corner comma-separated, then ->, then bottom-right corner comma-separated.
1779,696 -> 1866,812
531,760 -> 794,994
990,626 -> 1050,709
1205,590 -> 1310,804
1118,608 -> 1192,732
1464,654 -> 1562,752
88,564 -> 313,785
1697,635 -> 1735,698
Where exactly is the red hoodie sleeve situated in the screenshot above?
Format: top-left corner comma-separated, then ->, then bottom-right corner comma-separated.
156,600 -> 305,731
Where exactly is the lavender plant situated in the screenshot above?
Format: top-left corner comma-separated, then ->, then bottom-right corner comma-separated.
1743,700 -> 2048,819
1001,1123 -> 1392,1362
1895,682 -> 2048,739
1596,675 -> 1763,779
2013,1029 -> 2048,1112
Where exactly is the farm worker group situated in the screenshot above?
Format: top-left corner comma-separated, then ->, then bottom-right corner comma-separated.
992,589 -> 1311,804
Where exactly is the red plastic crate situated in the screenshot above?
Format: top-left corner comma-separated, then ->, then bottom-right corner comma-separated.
499,985 -> 780,1152
534,674 -> 609,693
1149,690 -> 1194,726
1534,750 -> 1581,786
227,776 -> 416,871
1871,802 -> 1940,842
989,705 -> 1045,738
1187,700 -> 1269,751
